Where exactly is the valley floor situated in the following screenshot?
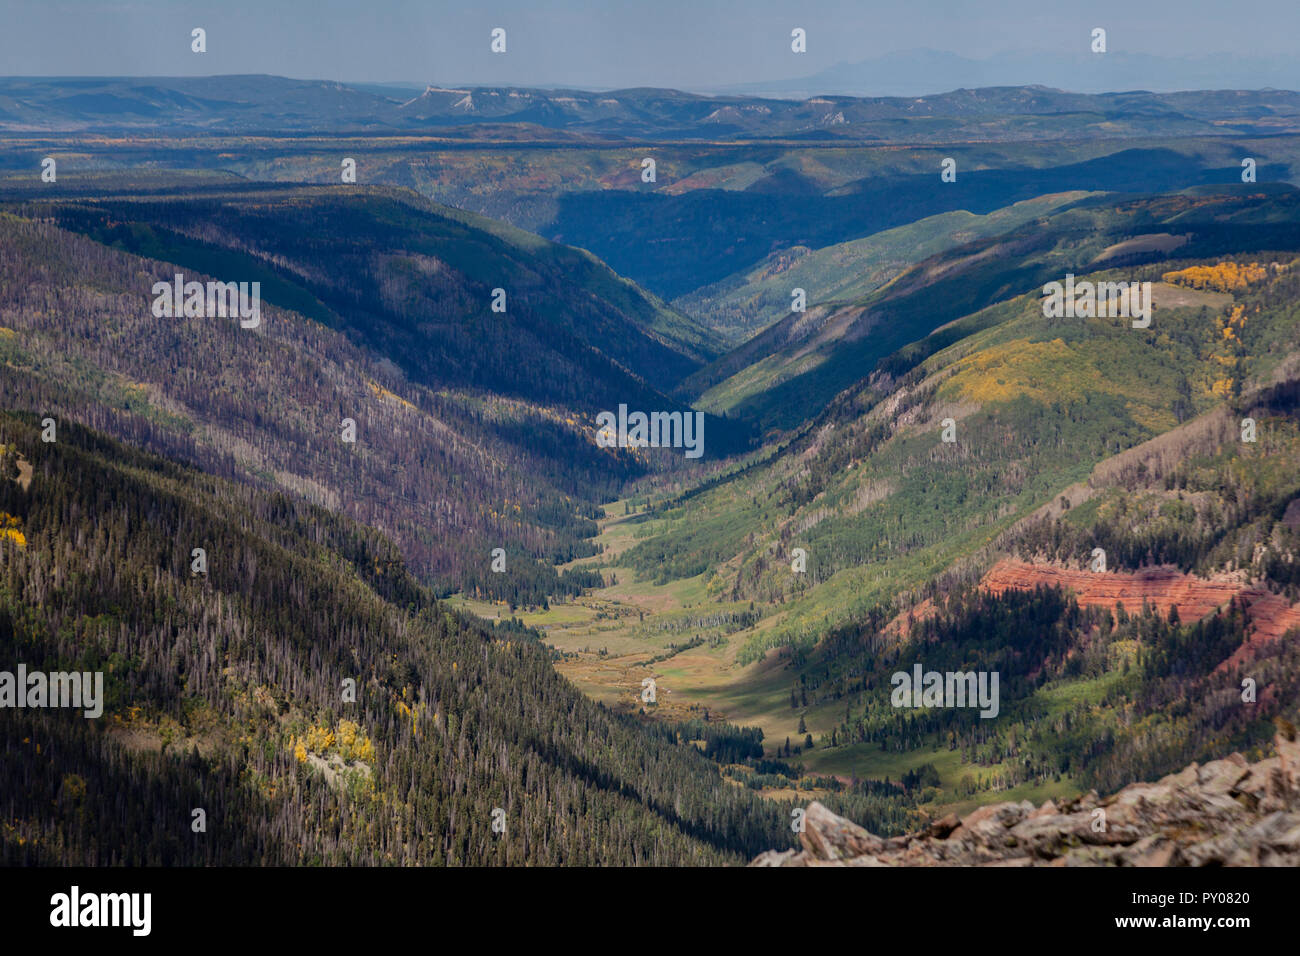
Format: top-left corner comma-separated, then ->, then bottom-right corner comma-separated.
453,488 -> 1300,822
453,501 -> 1092,818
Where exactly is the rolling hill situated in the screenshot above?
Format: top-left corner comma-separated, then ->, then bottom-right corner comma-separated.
670,191 -> 1095,345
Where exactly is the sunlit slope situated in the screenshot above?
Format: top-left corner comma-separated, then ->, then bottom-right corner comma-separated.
692,185 -> 1300,432
673,192 -> 1095,346
782,373 -> 1300,806
537,361 -> 1300,819
621,247 -> 1300,664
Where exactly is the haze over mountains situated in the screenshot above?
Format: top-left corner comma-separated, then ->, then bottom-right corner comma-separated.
724,48 -> 1300,98
12,73 -> 1297,315
6,74 -> 1300,138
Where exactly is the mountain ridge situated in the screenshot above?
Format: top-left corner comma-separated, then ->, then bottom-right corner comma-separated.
7,74 -> 1300,139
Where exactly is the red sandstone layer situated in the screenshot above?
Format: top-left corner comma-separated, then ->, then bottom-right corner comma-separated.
888,560 -> 1300,667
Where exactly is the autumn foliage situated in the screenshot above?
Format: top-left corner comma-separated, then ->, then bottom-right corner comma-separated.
292,720 -> 375,764
1162,261 -> 1269,292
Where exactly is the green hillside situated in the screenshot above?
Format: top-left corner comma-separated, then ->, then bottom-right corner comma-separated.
546,240 -> 1300,818
692,185 -> 1300,432
627,246 -> 1300,651
673,191 -> 1095,346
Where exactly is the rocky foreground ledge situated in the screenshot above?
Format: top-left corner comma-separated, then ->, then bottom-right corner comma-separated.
752,727 -> 1300,867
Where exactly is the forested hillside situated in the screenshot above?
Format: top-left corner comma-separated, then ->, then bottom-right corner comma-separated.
0,412 -> 792,865
623,242 -> 1300,656
11,181 -> 720,396
763,395 -> 1300,810
556,238 -> 1300,822
0,190 -> 740,604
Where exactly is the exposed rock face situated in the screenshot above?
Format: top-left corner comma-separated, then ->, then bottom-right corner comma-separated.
1222,590 -> 1300,672
981,560 -> 1300,668
751,729 -> 1300,867
982,560 -> 1243,621
888,560 -> 1300,661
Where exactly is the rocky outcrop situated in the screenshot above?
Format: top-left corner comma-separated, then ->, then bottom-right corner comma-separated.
982,560 -> 1300,668
982,559 -> 1243,621
889,560 -> 1254,642
752,727 -> 1300,867
1221,590 -> 1300,672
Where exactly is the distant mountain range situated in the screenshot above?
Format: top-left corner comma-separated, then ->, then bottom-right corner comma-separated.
5,74 -> 1300,139
720,49 -> 1300,98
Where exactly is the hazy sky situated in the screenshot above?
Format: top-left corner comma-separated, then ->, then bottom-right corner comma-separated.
3,0 -> 1297,89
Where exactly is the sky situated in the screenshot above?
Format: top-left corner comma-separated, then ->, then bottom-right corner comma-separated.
2,0 -> 1297,91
